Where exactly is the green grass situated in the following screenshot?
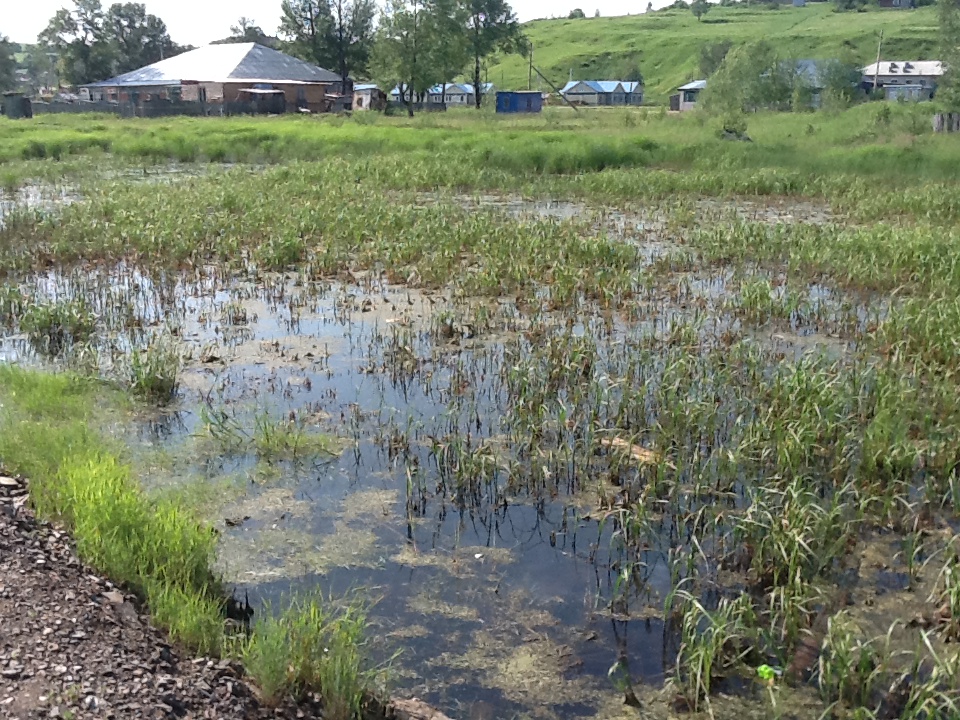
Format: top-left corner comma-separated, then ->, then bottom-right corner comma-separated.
489,4 -> 937,100
0,366 -> 376,714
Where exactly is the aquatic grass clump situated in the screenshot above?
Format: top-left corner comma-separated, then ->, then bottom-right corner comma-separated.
21,297 -> 96,355
129,334 -> 182,403
231,596 -> 375,717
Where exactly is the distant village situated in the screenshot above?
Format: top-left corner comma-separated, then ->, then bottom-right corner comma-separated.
0,0 -> 947,119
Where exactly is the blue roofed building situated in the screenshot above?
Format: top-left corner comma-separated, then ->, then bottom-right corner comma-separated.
559,80 -> 644,106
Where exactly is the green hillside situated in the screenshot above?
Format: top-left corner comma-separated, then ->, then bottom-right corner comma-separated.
487,3 -> 938,101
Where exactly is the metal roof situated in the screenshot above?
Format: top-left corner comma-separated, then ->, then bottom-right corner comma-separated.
677,80 -> 707,91
389,82 -> 494,96
85,43 -> 340,88
353,83 -> 380,91
560,80 -> 643,94
861,60 -> 943,77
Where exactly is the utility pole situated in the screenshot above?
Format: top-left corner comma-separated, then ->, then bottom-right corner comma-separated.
528,43 -> 533,91
873,29 -> 883,91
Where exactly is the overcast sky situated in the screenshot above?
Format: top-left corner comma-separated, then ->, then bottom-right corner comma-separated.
6,0 -> 662,46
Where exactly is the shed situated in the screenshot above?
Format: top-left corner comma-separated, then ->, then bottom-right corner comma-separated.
496,91 -> 543,114
353,83 -> 386,111
1,92 -> 33,119
677,80 -> 706,111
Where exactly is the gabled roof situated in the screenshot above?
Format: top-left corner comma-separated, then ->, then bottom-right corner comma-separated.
85,43 -> 340,87
678,80 -> 707,91
861,60 -> 943,77
560,80 -> 643,94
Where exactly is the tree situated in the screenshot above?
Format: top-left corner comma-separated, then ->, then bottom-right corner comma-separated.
691,0 -> 711,20
424,0 -> 469,101
0,35 -> 15,92
568,8 -> 586,17
700,41 -> 793,115
328,0 -> 377,89
939,0 -> 960,110
646,2 -> 654,11
699,40 -> 731,77
372,0 -> 433,116
465,0 -> 523,108
230,17 -> 266,42
39,1 -> 178,86
23,45 -> 57,92
833,0 -> 866,10
280,0 -> 376,90
818,57 -> 862,110
280,0 -> 335,68
594,8 -> 601,15
104,3 -> 177,75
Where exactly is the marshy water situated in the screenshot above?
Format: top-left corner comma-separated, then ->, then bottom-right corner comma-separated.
1,176 -> 955,720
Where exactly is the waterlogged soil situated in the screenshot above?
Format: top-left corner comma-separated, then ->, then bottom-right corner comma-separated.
0,190 -> 914,720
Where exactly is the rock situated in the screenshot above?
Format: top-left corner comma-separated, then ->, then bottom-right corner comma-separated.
389,698 -> 455,720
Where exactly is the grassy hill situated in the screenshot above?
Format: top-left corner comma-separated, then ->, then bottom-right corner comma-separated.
487,3 -> 938,101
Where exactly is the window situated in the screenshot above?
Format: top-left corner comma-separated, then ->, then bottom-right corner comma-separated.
199,87 -> 207,103
683,90 -> 697,103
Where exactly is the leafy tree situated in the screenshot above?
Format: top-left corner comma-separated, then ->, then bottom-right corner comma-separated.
280,0 -> 335,67
424,0 -> 469,101
701,41 -> 794,115
465,0 -> 523,108
39,1 -> 177,85
328,0 -> 377,88
279,0 -> 376,89
818,57 -> 862,110
23,45 -> 57,91
0,35 -> 15,92
105,3 -> 178,75
39,1 -> 115,86
699,40 -> 731,77
833,0 -> 866,10
646,2 -> 654,11
691,0 -> 711,20
372,0 -> 432,116
568,7 -> 586,16
594,8 -> 601,15
939,0 -> 960,110
230,17 -> 266,42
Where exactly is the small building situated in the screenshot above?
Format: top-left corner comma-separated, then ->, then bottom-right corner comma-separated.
496,91 -> 543,114
83,43 -> 346,113
353,83 -> 386,111
861,60 -> 942,101
676,80 -> 706,111
389,82 -> 495,106
559,80 -> 644,106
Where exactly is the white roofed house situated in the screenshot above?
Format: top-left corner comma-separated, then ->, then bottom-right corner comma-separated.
861,61 -> 943,101
82,43 -> 346,113
389,82 -> 495,107
560,80 -> 644,106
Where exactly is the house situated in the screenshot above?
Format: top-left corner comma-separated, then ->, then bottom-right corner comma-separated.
353,83 -> 386,111
83,43 -> 346,113
495,90 -> 543,113
676,80 -> 706,111
559,80 -> 644,106
861,60 -> 942,101
389,82 -> 495,106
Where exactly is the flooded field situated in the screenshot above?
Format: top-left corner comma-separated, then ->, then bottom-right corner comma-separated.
1,162 -> 958,720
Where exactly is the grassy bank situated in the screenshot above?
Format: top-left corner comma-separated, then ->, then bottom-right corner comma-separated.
0,101 -> 956,184
0,366 -> 376,717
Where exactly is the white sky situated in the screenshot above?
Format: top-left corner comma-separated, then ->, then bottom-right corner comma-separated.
5,0 -> 664,47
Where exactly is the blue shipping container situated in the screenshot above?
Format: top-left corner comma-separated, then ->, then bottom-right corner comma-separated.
496,91 -> 543,113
